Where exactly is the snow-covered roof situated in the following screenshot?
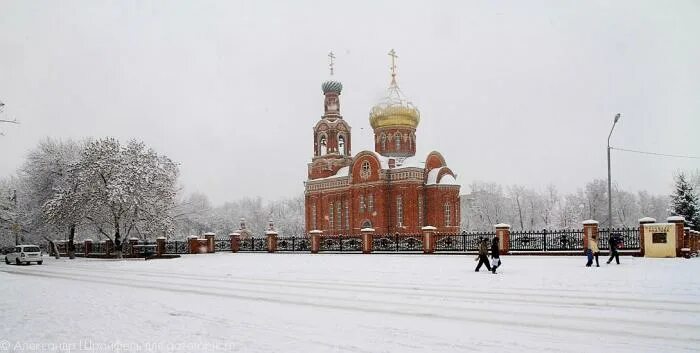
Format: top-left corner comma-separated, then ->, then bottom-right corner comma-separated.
439,174 -> 457,185
425,167 -> 459,186
361,228 -> 375,232
638,217 -> 656,223
667,216 -> 685,222
494,223 -> 511,228
582,220 -> 599,225
203,232 -> 216,236
312,166 -> 350,181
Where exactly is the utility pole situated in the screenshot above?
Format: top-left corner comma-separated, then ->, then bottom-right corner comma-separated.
607,113 -> 621,230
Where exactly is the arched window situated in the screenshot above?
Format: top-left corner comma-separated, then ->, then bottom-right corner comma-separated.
319,134 -> 327,155
368,194 -> 374,212
344,200 -> 349,230
311,204 -> 317,230
444,202 -> 451,227
396,195 -> 404,227
336,201 -> 342,230
418,194 -> 423,227
394,133 -> 401,150
361,220 -> 372,229
328,202 -> 334,230
338,135 -> 345,156
360,161 -> 371,180
381,133 -> 387,151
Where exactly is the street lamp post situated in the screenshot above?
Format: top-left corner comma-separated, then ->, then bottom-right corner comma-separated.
607,113 -> 621,229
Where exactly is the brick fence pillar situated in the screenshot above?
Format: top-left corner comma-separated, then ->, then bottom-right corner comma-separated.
361,228 -> 374,254
582,220 -> 599,254
229,233 -> 240,253
105,239 -> 113,256
266,231 -> 278,253
187,235 -> 199,254
84,239 -> 92,257
128,238 -> 139,257
156,237 -> 166,256
691,230 -> 700,254
667,216 -> 686,257
638,217 -> 656,257
204,232 -> 216,253
310,230 -> 322,254
421,226 -> 436,254
495,223 -> 511,255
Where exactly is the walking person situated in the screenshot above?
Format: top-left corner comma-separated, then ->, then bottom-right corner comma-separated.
586,235 -> 600,267
606,233 -> 620,265
474,238 -> 492,272
490,235 -> 501,274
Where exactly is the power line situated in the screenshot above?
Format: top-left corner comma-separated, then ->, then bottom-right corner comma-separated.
611,147 -> 700,160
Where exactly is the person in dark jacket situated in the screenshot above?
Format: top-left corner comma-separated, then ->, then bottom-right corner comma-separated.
491,236 -> 501,274
606,233 -> 620,265
475,238 -> 492,272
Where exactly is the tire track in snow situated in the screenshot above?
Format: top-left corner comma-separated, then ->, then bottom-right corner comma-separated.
29,263 -> 700,311
3,266 -> 699,347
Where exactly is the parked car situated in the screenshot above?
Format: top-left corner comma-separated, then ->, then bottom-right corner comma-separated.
4,245 -> 43,265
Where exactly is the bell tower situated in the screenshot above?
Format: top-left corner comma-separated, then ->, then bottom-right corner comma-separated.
308,52 -> 353,180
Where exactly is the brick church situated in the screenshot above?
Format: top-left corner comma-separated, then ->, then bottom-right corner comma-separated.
304,51 -> 460,235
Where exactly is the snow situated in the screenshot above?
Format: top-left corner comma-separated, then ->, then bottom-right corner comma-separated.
639,217 -> 657,223
582,219 -> 599,225
361,228 -> 375,232
1,255 -> 699,352
494,223 -> 511,228
426,168 -> 440,184
421,226 -> 437,231
438,174 -> 457,185
667,216 -> 686,222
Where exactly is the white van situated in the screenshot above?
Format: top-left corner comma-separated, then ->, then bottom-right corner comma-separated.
4,245 -> 43,265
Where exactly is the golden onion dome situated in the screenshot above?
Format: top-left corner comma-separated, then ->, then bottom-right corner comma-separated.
369,81 -> 420,130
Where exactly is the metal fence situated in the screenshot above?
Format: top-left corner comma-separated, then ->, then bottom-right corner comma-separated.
45,227 -> 642,257
319,235 -> 363,252
277,237 -> 311,252
597,228 -> 641,250
214,239 -> 231,252
239,237 -> 268,252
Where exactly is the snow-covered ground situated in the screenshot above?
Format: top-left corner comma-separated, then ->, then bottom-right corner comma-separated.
1,254 -> 699,353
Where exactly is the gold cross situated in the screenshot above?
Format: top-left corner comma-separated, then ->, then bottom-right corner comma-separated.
388,49 -> 398,82
328,51 -> 336,76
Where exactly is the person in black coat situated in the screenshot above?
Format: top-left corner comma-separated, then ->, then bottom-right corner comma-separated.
491,236 -> 501,274
475,238 -> 492,272
607,233 -> 621,264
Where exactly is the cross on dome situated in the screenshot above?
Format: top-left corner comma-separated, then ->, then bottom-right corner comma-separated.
328,51 -> 336,76
388,49 -> 398,85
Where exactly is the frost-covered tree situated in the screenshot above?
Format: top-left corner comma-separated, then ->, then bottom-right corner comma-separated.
670,172 -> 700,230
18,139 -> 83,257
77,138 -> 179,257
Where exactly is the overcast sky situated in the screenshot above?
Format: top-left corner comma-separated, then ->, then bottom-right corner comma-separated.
1,0 -> 698,205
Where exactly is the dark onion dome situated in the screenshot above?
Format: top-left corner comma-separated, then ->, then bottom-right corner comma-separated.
322,80 -> 343,94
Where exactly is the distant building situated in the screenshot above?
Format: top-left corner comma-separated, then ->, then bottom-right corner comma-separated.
304,51 -> 460,235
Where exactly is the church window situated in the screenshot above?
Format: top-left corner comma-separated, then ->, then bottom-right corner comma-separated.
396,195 -> 404,227
368,194 -> 374,212
336,202 -> 342,230
359,195 -> 365,212
344,200 -> 349,230
418,194 -> 423,227
319,134 -> 327,155
311,204 -> 317,230
338,135 -> 345,156
444,202 -> 451,227
394,133 -> 401,150
360,161 -> 371,180
381,133 -> 387,150
328,202 -> 334,230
